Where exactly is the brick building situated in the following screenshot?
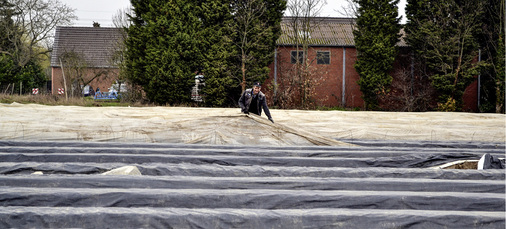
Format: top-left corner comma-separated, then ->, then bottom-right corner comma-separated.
266,17 -> 478,111
265,17 -> 367,108
50,18 -> 478,111
50,26 -> 124,96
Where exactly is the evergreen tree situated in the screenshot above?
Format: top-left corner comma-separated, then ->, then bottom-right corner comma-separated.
124,0 -> 148,94
405,0 -> 486,111
197,0 -> 235,107
0,54 -> 15,86
353,0 -> 401,110
476,0 -> 504,113
16,60 -> 46,94
229,0 -> 286,100
0,0 -> 20,53
125,0 -> 285,106
126,0 -> 202,105
0,0 -> 21,85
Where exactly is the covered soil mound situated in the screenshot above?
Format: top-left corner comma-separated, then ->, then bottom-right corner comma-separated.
0,103 -> 504,144
0,104 -> 504,228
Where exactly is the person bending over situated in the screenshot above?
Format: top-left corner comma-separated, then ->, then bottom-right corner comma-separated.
238,82 -> 274,123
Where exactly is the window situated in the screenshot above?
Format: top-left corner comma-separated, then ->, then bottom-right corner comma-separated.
317,51 -> 330,65
291,50 -> 304,64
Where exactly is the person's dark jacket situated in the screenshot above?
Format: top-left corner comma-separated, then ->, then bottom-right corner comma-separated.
238,89 -> 273,122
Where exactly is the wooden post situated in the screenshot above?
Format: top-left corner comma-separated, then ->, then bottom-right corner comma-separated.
59,58 -> 68,101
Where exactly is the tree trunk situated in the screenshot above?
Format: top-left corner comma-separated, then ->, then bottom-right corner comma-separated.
241,54 -> 246,92
497,82 -> 503,113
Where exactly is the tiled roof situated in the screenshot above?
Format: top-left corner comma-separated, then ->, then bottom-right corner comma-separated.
51,18 -> 407,68
278,17 -> 355,46
278,17 -> 407,47
50,26 -> 124,68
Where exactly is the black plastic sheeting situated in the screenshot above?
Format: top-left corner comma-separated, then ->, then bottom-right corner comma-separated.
0,140 -> 504,228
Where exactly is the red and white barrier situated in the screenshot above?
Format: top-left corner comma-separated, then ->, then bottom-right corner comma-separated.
58,88 -> 65,95
32,88 -> 39,95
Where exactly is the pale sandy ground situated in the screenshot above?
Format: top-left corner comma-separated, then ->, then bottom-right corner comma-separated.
1,103 -> 504,145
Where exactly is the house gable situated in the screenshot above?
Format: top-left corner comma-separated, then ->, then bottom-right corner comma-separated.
51,26 -> 124,68
50,27 -> 124,95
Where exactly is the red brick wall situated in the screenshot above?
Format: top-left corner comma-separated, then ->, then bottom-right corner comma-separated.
266,46 -> 364,108
51,67 -> 119,95
267,46 -> 479,111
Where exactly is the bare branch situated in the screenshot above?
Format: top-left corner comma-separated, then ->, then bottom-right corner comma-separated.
8,0 -> 76,66
336,0 -> 358,18
276,0 -> 328,108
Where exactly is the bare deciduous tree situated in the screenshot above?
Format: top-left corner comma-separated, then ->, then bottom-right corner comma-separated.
232,0 -> 270,92
336,0 -> 358,18
112,7 -> 132,30
59,50 -> 108,98
276,0 -> 328,108
4,0 -> 76,67
110,8 -> 132,99
380,63 -> 436,112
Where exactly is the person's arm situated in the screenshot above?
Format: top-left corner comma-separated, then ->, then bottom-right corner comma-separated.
261,98 -> 273,123
238,91 -> 247,113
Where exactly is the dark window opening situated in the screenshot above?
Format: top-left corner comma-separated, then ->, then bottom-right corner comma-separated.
317,51 -> 330,65
291,50 -> 304,64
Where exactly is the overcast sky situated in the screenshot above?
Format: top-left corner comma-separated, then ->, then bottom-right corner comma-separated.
59,0 -> 407,27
